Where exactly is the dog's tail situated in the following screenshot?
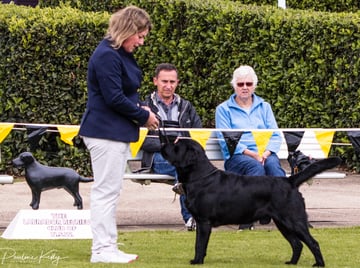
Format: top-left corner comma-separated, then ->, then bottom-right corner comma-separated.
289,156 -> 342,188
79,176 -> 94,183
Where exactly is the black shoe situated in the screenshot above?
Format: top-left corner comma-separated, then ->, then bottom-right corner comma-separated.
238,223 -> 254,231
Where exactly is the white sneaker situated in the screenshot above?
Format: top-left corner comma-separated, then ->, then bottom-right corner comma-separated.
185,217 -> 196,231
90,250 -> 135,263
117,249 -> 138,261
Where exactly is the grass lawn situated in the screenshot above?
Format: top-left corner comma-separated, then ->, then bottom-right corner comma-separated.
0,227 -> 359,267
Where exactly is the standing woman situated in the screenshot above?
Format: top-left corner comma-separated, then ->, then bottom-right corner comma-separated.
79,6 -> 159,264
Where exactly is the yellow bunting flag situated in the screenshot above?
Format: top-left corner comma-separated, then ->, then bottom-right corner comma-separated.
130,128 -> 148,157
189,130 -> 212,149
0,123 -> 14,144
314,130 -> 335,157
57,126 -> 80,146
252,131 -> 273,157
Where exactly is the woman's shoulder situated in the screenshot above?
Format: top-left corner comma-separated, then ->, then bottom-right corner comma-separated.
253,94 -> 270,105
92,39 -> 118,58
252,94 -> 274,112
216,94 -> 235,109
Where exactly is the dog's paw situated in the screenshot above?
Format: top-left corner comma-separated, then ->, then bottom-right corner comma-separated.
190,259 -> 204,265
313,262 -> 325,267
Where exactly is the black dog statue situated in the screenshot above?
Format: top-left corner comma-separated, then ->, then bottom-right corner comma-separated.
160,138 -> 341,266
12,152 -> 93,210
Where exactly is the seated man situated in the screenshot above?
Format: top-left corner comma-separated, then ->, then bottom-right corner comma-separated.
141,63 -> 202,231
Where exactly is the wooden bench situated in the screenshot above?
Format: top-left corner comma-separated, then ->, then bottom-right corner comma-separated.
125,130 -> 346,185
1,128 -> 346,185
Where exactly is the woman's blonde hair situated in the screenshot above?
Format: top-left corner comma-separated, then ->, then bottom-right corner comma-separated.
105,6 -> 152,49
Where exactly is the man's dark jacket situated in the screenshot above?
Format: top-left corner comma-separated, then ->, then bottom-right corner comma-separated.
141,92 -> 202,169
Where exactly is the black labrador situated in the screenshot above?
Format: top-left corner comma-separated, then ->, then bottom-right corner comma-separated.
12,152 -> 93,210
160,138 -> 341,266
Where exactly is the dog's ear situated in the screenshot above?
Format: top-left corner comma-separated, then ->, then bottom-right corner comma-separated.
178,140 -> 205,167
21,153 -> 35,164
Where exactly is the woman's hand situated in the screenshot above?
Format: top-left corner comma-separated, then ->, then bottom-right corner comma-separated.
144,110 -> 159,131
244,149 -> 271,165
261,150 -> 271,165
244,149 -> 262,163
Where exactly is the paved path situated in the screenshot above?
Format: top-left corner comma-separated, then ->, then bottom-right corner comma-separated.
0,171 -> 359,231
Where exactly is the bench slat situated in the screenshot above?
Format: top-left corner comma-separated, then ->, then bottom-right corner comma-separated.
124,174 -> 174,180
0,175 -> 14,184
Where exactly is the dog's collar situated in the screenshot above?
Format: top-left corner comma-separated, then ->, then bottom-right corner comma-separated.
195,168 -> 218,181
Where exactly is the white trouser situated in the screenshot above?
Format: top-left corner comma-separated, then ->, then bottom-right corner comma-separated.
83,137 -> 129,254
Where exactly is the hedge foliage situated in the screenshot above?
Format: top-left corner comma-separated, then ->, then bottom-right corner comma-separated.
1,0 -> 360,175
0,4 -> 109,175
284,0 -> 360,12
232,0 -> 360,12
39,0 -> 360,13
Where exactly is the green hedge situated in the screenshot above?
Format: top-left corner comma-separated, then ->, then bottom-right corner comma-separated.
38,0 -> 124,12
0,4 -> 109,175
1,0 -> 360,175
232,0 -> 360,12
285,0 -> 360,12
39,0 -> 360,13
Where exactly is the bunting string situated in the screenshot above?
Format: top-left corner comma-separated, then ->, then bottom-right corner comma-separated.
0,123 -> 359,158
